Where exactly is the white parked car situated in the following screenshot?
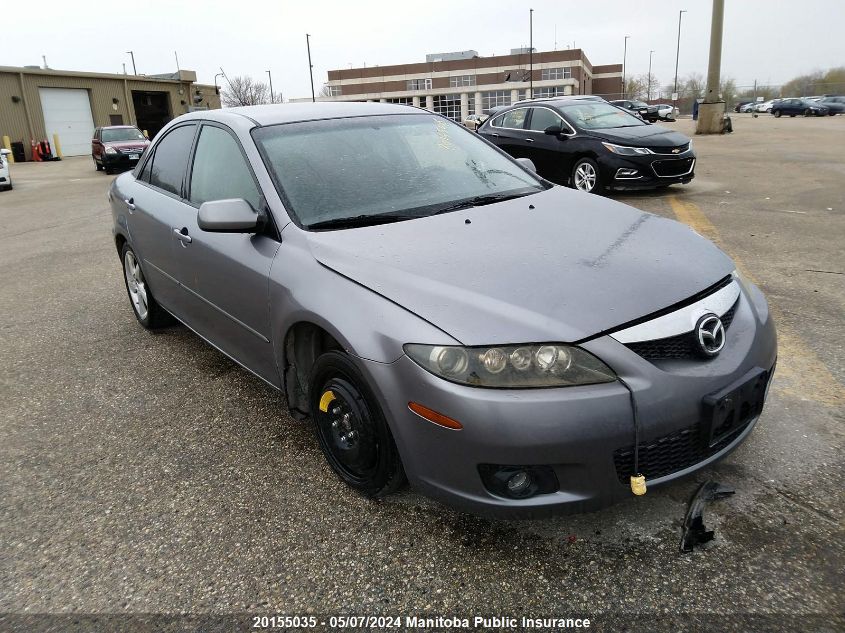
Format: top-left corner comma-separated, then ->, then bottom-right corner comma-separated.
462,114 -> 487,130
655,103 -> 678,120
739,102 -> 757,113
755,99 -> 778,113
0,148 -> 12,191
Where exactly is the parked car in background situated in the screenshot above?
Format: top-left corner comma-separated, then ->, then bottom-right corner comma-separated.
739,102 -> 757,113
0,148 -> 12,191
655,104 -> 678,120
754,99 -> 779,113
610,99 -> 660,122
462,114 -> 487,130
92,126 -> 151,174
818,96 -> 845,115
771,98 -> 829,117
477,97 -> 695,194
734,100 -> 756,112
109,102 -> 776,516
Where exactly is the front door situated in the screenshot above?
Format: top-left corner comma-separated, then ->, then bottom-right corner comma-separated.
172,122 -> 279,385
524,106 -> 573,184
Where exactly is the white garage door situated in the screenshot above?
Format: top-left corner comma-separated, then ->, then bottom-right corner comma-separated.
39,88 -> 95,157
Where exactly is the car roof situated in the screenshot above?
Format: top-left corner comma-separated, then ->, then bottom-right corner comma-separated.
178,102 -> 422,127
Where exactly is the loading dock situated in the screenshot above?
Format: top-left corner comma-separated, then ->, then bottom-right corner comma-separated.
131,90 -> 172,139
38,87 -> 96,156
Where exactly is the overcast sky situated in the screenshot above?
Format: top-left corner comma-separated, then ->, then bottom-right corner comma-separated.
5,0 -> 844,97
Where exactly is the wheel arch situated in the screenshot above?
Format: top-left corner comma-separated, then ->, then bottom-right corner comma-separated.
281,320 -> 345,419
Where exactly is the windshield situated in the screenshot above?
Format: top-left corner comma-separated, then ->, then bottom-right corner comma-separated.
253,114 -> 545,229
102,127 -> 145,142
562,102 -> 646,130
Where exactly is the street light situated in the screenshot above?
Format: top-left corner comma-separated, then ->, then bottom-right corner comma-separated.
306,33 -> 315,103
673,10 -> 687,110
214,72 -> 224,95
126,51 -> 137,75
622,36 -> 630,99
647,50 -> 655,101
266,70 -> 275,103
529,8 -> 534,99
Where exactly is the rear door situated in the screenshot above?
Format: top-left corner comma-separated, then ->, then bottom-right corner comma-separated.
525,106 -> 578,184
124,123 -> 198,313
174,122 -> 280,384
479,107 -> 530,159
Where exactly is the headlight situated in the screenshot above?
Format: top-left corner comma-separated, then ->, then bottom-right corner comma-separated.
104,146 -> 118,154
602,142 -> 653,156
404,343 -> 617,388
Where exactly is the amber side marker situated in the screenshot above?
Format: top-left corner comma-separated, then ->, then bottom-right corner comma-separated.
408,402 -> 463,430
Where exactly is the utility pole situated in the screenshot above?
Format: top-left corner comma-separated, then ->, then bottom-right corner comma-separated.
696,0 -> 726,134
126,51 -> 137,75
174,51 -> 180,72
529,9 -> 534,100
647,50 -> 655,101
267,70 -> 275,103
673,10 -> 687,111
622,36 -> 630,99
306,34 -> 316,102
214,72 -> 223,96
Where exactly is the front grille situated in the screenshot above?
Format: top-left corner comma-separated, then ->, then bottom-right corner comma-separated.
652,158 -> 694,177
612,417 -> 751,483
651,143 -> 690,155
626,299 -> 739,361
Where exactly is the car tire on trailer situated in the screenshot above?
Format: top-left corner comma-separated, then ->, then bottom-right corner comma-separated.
309,350 -> 406,498
571,157 -> 602,194
120,243 -> 173,329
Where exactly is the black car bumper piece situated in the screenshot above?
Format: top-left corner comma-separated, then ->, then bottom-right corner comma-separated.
601,151 -> 696,191
100,152 -> 143,169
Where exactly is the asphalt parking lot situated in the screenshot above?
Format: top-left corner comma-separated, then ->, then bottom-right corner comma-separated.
1,115 -> 843,631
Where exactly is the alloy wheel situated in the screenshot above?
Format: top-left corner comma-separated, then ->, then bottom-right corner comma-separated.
574,162 -> 597,192
123,250 -> 149,320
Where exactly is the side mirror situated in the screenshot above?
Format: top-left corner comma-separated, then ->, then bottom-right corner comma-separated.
515,157 -> 537,173
544,125 -> 563,135
197,199 -> 264,233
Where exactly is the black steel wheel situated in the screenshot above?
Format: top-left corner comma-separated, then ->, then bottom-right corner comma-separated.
310,351 -> 405,497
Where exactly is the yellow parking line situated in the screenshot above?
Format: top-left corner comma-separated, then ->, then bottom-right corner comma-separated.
667,195 -> 845,407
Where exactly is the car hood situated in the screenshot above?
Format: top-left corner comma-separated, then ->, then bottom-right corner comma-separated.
305,187 -> 734,345
586,125 -> 690,147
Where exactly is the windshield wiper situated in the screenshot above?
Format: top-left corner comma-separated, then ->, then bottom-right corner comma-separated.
432,191 -> 534,215
306,213 -> 416,231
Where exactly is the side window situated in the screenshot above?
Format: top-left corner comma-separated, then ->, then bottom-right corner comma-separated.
490,114 -> 505,127
148,125 -> 196,196
527,108 -> 562,132
137,150 -> 153,183
500,108 -> 528,129
189,126 -> 261,210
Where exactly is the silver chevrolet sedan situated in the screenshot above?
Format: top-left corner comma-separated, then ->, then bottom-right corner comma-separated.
109,102 -> 777,517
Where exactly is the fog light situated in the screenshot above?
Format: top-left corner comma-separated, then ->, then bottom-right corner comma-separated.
506,470 -> 532,495
615,168 -> 639,178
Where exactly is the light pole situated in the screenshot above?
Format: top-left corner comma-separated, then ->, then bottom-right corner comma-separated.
673,10 -> 687,111
622,36 -> 630,99
647,50 -> 655,101
214,72 -> 223,95
306,34 -> 315,102
126,51 -> 137,75
267,70 -> 275,103
529,8 -> 534,99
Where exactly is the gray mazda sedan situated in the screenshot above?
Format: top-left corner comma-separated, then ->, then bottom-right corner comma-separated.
109,102 -> 777,517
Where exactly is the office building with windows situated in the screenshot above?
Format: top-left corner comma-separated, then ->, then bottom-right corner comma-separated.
319,48 -> 623,122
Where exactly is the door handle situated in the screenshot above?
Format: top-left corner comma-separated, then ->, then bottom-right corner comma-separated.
123,198 -> 135,211
173,228 -> 192,244
524,138 -> 535,143
491,132 -> 500,137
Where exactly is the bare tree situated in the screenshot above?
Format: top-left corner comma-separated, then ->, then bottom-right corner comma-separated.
318,83 -> 335,98
220,75 -> 283,107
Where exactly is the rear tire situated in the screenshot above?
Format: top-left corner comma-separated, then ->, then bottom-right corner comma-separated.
309,351 -> 405,498
94,159 -> 103,171
120,243 -> 173,329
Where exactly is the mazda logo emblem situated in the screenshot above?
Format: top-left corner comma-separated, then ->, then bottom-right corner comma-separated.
695,313 -> 726,357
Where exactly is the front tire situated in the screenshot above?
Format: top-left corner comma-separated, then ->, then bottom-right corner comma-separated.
120,243 -> 172,329
571,157 -> 602,194
309,351 -> 405,498
804,109 -> 812,117
773,110 -> 782,118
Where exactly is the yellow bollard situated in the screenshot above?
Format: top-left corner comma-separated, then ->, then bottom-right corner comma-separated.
52,133 -> 63,159
2,135 -> 13,163
143,130 -> 149,139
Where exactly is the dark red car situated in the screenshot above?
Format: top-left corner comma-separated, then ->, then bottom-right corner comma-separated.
92,126 -> 150,174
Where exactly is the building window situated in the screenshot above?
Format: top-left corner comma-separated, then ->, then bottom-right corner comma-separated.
467,99 -> 475,116
327,86 -> 341,96
407,78 -> 432,91
385,97 -> 413,105
433,94 -> 461,122
482,90 -> 512,112
449,75 -> 475,87
534,86 -> 567,98
503,69 -> 529,82
541,67 -> 572,81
